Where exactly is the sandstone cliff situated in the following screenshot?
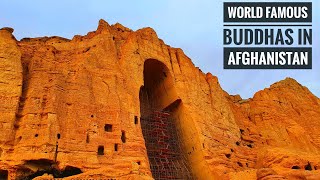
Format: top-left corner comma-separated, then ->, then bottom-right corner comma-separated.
0,20 -> 319,180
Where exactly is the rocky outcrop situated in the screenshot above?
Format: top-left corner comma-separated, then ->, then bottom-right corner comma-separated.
0,19 -> 319,179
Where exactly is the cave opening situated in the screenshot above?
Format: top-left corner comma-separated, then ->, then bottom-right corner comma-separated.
104,124 -> 113,132
21,166 -> 82,179
0,170 -> 8,180
97,146 -> 104,155
305,162 -> 312,170
292,166 -> 301,169
16,159 -> 82,179
59,166 -> 83,177
139,59 -> 192,179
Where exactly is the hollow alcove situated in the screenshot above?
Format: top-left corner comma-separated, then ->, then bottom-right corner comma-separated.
139,59 -> 192,179
292,166 -> 301,169
121,131 -> 126,143
0,170 -> 8,180
60,166 -> 83,177
305,162 -> 312,170
97,146 -> 104,155
104,124 -> 113,132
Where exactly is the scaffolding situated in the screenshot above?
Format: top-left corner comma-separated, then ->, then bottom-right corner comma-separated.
141,110 -> 192,180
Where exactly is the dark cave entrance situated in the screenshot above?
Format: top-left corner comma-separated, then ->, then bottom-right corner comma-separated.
98,146 -> 105,155
16,159 -> 82,180
139,59 -> 192,179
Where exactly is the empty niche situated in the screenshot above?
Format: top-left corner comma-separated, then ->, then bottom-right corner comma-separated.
20,164 -> 82,179
305,162 -> 312,170
104,124 -> 112,132
97,146 -> 104,155
60,166 -> 82,177
134,116 -> 139,124
121,131 -> 126,143
114,144 -> 118,152
0,170 -> 8,180
57,133 -> 61,139
225,154 -> 231,159
86,133 -> 90,143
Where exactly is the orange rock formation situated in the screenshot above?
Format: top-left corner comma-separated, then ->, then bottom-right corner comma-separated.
0,20 -> 319,180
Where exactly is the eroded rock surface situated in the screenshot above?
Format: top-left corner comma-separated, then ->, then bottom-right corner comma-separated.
0,20 -> 319,179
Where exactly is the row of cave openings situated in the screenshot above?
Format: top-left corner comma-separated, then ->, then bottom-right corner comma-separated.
95,116 -> 139,155
3,93 -> 141,179
6,59 -> 191,179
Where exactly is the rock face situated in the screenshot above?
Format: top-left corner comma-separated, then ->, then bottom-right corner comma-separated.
0,19 -> 319,179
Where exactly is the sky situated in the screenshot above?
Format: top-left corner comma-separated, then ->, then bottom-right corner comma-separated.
1,0 -> 319,98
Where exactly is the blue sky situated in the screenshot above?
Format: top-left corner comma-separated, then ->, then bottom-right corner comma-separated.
1,0 -> 318,98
